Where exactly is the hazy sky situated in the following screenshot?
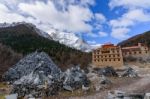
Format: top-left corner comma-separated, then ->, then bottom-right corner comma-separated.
0,0 -> 150,46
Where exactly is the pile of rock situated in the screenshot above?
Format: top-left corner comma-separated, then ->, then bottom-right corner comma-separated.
121,67 -> 138,77
3,52 -> 90,98
93,66 -> 118,77
3,52 -> 61,82
63,66 -> 90,91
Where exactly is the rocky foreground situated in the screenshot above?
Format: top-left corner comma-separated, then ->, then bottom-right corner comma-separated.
2,51 -> 149,99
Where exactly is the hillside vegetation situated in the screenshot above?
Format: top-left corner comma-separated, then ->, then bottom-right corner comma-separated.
118,30 -> 150,47
0,44 -> 22,80
0,24 -> 91,79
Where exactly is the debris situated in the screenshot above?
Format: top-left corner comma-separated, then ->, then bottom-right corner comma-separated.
94,67 -> 118,77
3,52 -> 61,82
62,66 -> 90,91
100,75 -> 112,85
121,67 -> 138,77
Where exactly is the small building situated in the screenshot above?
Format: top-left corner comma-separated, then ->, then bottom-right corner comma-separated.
92,43 -> 123,69
122,43 -> 149,58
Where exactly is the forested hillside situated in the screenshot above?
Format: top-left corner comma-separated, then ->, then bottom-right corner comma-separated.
0,24 -> 91,79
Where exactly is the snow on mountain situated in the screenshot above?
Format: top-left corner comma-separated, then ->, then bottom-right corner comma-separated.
0,22 -> 52,40
0,22 -> 92,52
48,31 -> 92,52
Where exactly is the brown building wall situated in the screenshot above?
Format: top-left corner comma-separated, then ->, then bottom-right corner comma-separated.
92,45 -> 123,69
122,43 -> 150,58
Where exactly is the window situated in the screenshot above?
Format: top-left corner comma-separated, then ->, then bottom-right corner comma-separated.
114,59 -> 115,61
117,54 -> 120,57
145,51 -> 147,53
101,59 -> 103,62
109,59 -> 111,61
139,51 -> 141,54
109,55 -> 111,57
113,55 -> 115,57
105,59 -> 107,61
118,59 -> 120,61
134,51 -> 136,54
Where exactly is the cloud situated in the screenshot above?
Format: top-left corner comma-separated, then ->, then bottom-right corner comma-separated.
99,32 -> 108,37
95,13 -> 106,23
87,33 -> 98,38
109,0 -> 150,9
109,0 -> 150,40
0,0 -> 102,35
111,27 -> 130,39
0,3 -> 32,23
87,40 -> 96,44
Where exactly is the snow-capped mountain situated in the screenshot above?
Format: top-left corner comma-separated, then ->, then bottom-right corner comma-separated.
0,22 -> 91,52
48,31 -> 92,52
0,22 -> 52,40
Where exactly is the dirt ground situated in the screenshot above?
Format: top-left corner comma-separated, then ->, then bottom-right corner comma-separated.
69,65 -> 150,99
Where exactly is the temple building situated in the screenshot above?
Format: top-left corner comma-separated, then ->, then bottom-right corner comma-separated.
92,43 -> 123,69
122,43 -> 149,58
92,43 -> 150,69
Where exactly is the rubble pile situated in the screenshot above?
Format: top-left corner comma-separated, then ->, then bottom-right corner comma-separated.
63,66 -> 90,91
3,52 -> 90,97
100,75 -> 112,85
3,52 -> 61,82
121,67 -> 138,77
94,66 -> 118,77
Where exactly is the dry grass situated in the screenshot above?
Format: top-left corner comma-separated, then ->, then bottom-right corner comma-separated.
0,94 -> 5,99
0,82 -> 8,89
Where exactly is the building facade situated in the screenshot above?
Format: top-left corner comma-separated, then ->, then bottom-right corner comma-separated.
92,44 -> 123,69
92,43 -> 150,69
122,43 -> 149,58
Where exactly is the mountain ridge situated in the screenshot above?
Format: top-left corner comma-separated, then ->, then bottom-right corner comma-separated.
118,30 -> 150,47
0,22 -> 91,52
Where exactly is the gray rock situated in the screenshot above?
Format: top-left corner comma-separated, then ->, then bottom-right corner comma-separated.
121,67 -> 138,77
3,52 -> 61,82
94,66 -> 118,77
100,75 -> 111,85
63,66 -> 90,91
3,52 -> 62,97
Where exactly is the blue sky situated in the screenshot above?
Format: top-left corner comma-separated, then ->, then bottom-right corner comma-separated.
0,0 -> 150,46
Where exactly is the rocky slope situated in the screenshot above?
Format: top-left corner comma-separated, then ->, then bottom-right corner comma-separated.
118,30 -> 150,47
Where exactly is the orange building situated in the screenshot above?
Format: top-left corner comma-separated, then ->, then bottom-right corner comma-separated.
92,43 -> 123,69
